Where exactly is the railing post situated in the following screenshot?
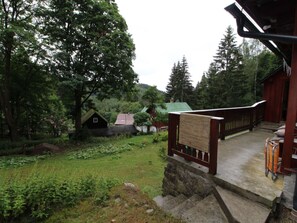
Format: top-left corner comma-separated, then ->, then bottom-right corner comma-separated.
220,119 -> 225,140
209,118 -> 219,175
249,107 -> 254,131
168,113 -> 179,156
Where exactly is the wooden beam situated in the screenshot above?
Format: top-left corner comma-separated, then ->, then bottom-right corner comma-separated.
209,119 -> 219,175
168,113 -> 179,156
282,3 -> 297,173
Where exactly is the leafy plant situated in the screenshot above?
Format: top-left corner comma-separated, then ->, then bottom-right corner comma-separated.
158,147 -> 167,161
67,144 -> 133,160
0,175 -> 118,222
152,132 -> 168,143
0,155 -> 49,169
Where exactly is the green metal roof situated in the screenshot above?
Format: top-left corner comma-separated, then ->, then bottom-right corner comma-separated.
141,102 -> 192,113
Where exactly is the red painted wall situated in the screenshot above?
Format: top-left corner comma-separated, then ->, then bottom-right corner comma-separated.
263,70 -> 289,123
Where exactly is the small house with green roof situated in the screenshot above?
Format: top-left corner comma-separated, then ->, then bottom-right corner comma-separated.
81,109 -> 108,129
141,102 -> 192,114
141,102 -> 192,129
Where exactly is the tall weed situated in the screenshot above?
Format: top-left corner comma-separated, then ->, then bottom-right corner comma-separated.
0,175 -> 118,222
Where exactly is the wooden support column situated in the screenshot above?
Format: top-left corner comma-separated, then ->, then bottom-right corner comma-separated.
168,113 -> 179,156
282,3 -> 297,173
209,118 -> 220,175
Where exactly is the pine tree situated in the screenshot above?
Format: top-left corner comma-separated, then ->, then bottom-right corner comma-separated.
166,63 -> 178,102
166,56 -> 194,106
202,26 -> 247,108
215,26 -> 247,107
194,74 -> 209,109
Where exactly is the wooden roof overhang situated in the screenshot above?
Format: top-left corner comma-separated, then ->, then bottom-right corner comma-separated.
226,0 -> 297,173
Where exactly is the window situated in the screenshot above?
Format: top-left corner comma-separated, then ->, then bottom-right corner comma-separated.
93,117 -> 98,123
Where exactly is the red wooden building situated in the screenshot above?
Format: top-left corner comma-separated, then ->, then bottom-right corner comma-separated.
262,67 -> 290,123
226,0 -> 297,173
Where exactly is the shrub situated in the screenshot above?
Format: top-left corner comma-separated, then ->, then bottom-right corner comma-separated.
67,144 -> 133,160
0,155 -> 49,169
152,131 -> 168,143
159,147 -> 167,161
133,112 -> 150,126
0,175 -> 118,222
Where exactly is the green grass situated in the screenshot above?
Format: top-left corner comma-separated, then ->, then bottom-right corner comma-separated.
0,134 -> 167,198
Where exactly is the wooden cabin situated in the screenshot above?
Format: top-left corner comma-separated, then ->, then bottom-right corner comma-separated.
81,109 -> 108,129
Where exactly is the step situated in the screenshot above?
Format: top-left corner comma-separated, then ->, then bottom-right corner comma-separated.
181,194 -> 228,223
216,186 -> 271,223
153,194 -> 174,208
169,194 -> 202,218
162,194 -> 187,212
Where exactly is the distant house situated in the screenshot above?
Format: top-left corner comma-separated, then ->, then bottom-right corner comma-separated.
80,110 -> 137,137
141,102 -> 193,128
115,114 -> 134,125
141,102 -> 192,115
262,67 -> 289,123
81,109 -> 108,129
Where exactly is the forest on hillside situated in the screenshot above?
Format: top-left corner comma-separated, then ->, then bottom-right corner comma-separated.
0,1 -> 281,142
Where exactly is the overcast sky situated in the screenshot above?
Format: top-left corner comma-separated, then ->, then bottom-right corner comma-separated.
115,0 -> 242,91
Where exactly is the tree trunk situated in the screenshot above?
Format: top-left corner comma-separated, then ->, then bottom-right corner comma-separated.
74,89 -> 82,134
0,31 -> 18,141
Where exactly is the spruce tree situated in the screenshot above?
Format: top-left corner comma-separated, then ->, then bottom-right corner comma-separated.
198,26 -> 247,108
214,26 -> 247,107
166,63 -> 178,102
166,56 -> 194,106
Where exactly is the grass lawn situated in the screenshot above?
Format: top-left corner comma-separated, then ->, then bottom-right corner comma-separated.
0,134 -> 167,198
0,134 -> 177,222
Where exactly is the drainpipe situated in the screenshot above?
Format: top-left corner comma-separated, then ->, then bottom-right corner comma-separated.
236,17 -> 297,44
225,3 -> 290,61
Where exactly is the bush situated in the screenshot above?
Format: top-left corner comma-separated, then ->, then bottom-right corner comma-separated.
67,144 -> 133,160
133,112 -> 150,126
158,147 -> 167,161
152,131 -> 168,143
0,175 -> 118,222
0,155 -> 49,169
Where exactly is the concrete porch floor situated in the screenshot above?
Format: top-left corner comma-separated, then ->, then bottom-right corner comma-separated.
214,127 -> 285,208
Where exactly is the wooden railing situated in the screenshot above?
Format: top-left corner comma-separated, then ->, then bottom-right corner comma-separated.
187,100 -> 266,140
167,100 -> 266,175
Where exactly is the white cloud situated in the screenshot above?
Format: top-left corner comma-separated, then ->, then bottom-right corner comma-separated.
115,0 -> 242,91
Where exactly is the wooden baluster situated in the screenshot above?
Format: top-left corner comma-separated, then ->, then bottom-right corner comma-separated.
209,118 -> 219,175
192,148 -> 197,158
204,152 -> 209,162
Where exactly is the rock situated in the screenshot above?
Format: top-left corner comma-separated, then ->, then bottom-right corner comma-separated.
124,182 -> 138,191
146,209 -> 154,214
114,197 -> 121,203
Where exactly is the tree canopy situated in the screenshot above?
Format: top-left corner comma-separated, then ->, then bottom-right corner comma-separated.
42,0 -> 137,134
0,0 -> 137,141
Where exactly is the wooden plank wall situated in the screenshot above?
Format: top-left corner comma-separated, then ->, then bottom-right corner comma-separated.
263,70 -> 289,123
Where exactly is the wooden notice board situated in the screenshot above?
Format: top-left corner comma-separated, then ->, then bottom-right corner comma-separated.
178,113 -> 211,152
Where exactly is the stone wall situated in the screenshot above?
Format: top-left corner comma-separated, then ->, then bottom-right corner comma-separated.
162,156 -> 213,198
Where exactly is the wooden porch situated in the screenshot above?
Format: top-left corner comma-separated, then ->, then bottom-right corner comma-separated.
216,127 -> 283,207
166,101 -> 294,208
